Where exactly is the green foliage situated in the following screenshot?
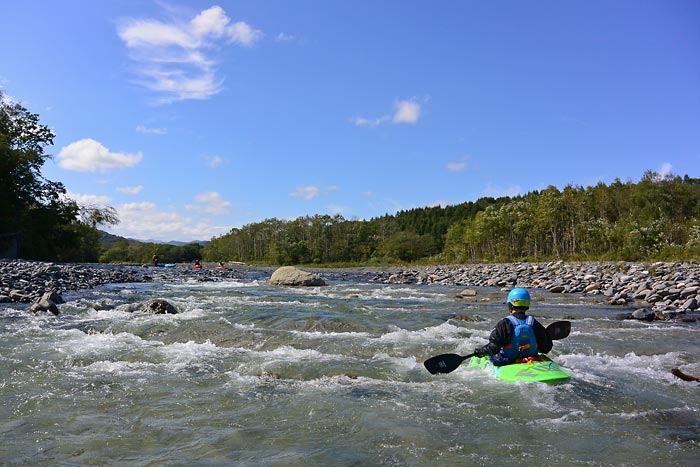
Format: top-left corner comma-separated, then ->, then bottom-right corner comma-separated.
99,237 -> 203,264
203,172 -> 699,265
0,90 -> 118,261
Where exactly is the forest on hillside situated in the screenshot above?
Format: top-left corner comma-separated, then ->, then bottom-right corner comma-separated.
201,172 -> 700,265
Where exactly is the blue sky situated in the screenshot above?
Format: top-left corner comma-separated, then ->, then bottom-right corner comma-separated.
1,1 -> 698,242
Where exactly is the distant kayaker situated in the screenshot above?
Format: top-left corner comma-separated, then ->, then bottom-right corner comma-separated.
152,253 -> 159,267
473,288 -> 553,366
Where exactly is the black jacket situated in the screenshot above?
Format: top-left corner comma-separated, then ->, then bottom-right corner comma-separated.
476,311 -> 553,357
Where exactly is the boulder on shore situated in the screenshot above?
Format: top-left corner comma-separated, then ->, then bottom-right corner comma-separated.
270,266 -> 326,287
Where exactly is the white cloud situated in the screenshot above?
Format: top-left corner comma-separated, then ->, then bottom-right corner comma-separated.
447,162 -> 466,172
118,6 -> 262,103
185,191 -> 231,215
228,21 -> 263,46
117,185 -> 144,195
109,201 -> 229,242
659,162 -> 672,178
483,183 -> 522,198
58,139 -> 142,173
447,155 -> 471,172
290,185 -> 319,200
64,191 -> 112,206
393,100 -> 420,124
206,155 -> 224,168
354,98 -> 421,127
327,204 -> 346,215
136,125 -> 167,135
354,115 -> 390,128
276,32 -> 295,42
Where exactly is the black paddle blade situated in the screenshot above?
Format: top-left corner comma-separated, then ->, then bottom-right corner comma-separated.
547,320 -> 571,340
424,353 -> 474,375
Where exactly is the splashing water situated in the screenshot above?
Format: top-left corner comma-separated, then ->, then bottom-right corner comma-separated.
1,278 -> 698,466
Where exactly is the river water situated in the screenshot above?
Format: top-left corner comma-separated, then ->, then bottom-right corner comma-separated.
1,271 -> 699,466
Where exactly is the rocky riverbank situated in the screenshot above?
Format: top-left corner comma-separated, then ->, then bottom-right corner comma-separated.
0,260 -> 149,304
2,259 -> 699,321
362,261 -> 700,320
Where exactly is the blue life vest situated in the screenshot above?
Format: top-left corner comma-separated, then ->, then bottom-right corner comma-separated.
498,315 -> 538,360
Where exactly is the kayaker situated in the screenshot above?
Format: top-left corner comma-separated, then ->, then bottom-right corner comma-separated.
152,253 -> 159,266
473,288 -> 553,366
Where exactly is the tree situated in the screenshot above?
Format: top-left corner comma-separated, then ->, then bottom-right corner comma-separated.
0,90 -> 118,261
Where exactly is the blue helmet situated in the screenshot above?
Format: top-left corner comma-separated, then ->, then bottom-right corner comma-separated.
507,288 -> 531,308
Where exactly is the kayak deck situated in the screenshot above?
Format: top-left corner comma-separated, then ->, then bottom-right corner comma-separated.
468,354 -> 571,383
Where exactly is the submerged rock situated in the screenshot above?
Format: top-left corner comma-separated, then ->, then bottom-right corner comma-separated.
141,299 -> 178,314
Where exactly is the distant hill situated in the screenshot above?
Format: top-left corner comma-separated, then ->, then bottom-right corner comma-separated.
98,231 -> 208,248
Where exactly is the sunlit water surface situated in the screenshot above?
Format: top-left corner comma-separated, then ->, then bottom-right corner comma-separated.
2,274 -> 699,466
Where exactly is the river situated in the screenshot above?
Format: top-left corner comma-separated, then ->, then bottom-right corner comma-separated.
1,272 -> 699,466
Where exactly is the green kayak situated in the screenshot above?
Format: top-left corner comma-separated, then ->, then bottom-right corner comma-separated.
468,354 -> 571,383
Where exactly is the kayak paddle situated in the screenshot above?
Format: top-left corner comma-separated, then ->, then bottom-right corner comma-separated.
424,352 -> 476,375
548,320 -> 571,340
671,369 -> 700,382
423,320 -> 571,375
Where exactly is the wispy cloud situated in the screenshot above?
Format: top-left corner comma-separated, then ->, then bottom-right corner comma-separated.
136,125 -> 167,135
290,185 -> 320,200
111,201 -> 228,242
446,155 -> 471,172
354,116 -> 391,128
446,162 -> 466,172
185,191 -> 232,215
392,100 -> 420,124
659,162 -> 672,178
483,183 -> 522,198
64,191 -> 112,206
117,185 -> 144,195
354,98 -> 422,127
58,138 -> 142,173
275,32 -> 295,42
117,5 -> 262,103
205,155 -> 224,168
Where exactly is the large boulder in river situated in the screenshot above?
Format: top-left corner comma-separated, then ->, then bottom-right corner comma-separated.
141,299 -> 178,314
270,266 -> 326,287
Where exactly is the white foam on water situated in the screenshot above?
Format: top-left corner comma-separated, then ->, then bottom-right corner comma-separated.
82,359 -> 159,377
289,329 -> 372,339
380,321 -> 475,344
371,352 -> 418,370
54,329 -> 161,359
556,350 -> 685,384
159,339 -> 224,370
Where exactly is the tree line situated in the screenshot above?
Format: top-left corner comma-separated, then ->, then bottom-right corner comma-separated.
99,232 -> 203,264
202,173 -> 700,264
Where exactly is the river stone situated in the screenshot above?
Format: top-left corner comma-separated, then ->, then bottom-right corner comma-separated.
456,289 -> 478,299
27,291 -> 61,315
141,299 -> 178,314
632,308 -> 655,321
270,266 -> 326,286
